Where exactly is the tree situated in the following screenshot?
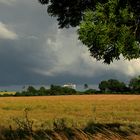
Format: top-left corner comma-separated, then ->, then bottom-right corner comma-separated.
39,0 -> 140,64
84,89 -> 97,94
129,76 -> 140,92
99,79 -> 127,92
107,79 -> 127,92
78,1 -> 140,64
39,86 -> 46,95
38,0 -> 96,28
84,84 -> 88,89
99,81 -> 109,92
27,86 -> 37,94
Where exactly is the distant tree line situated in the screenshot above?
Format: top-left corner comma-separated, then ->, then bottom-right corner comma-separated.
98,75 -> 140,94
0,75 -> 140,97
15,75 -> 140,96
15,85 -> 77,96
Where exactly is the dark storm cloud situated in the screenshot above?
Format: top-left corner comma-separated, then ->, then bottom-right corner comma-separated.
0,0 -> 140,87
0,0 -> 55,85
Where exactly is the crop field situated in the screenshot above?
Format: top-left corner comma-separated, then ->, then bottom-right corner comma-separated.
1,94 -> 140,129
0,92 -> 16,95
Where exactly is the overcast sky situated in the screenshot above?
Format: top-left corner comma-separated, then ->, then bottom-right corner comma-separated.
0,0 -> 140,88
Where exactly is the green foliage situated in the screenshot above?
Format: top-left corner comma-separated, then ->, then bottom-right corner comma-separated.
38,0 -> 96,28
84,84 -> 88,89
84,89 -> 97,94
39,0 -> 140,29
39,0 -> 140,64
50,85 -> 77,95
15,85 -> 77,96
99,81 -> 109,92
99,79 -> 128,92
78,0 -> 140,64
129,75 -> 140,92
38,86 -> 50,96
27,86 -> 37,95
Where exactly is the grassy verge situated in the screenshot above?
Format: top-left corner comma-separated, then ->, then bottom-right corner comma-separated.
1,118 -> 140,140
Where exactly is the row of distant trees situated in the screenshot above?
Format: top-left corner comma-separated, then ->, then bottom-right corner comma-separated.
98,75 -> 140,93
15,85 -> 77,96
15,75 -> 140,96
1,75 -> 140,97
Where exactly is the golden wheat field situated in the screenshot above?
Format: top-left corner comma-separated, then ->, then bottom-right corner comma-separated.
0,92 -> 16,95
0,95 -> 140,128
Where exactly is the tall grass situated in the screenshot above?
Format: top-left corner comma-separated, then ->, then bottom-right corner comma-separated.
1,118 -> 140,139
1,107 -> 140,139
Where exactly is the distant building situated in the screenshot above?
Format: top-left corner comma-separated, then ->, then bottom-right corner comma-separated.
63,83 -> 76,89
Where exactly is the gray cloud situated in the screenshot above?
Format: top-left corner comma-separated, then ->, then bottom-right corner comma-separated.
0,0 -> 140,87
0,22 -> 18,39
0,0 -> 17,5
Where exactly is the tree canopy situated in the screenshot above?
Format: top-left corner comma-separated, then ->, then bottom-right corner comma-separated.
129,75 -> 140,92
99,79 -> 127,92
39,0 -> 140,64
